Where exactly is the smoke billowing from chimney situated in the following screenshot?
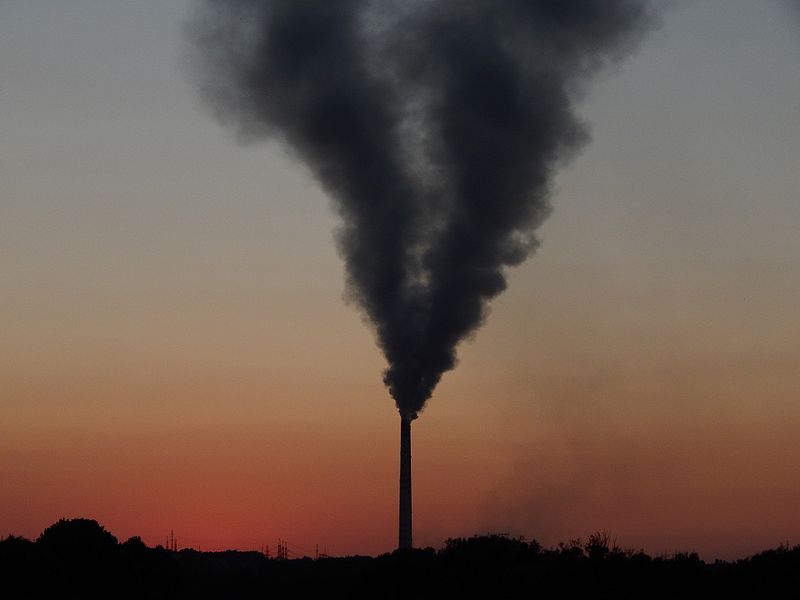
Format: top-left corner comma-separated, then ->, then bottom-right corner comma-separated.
186,0 -> 654,418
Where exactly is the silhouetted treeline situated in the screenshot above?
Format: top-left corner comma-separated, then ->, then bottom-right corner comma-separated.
2,519 -> 800,599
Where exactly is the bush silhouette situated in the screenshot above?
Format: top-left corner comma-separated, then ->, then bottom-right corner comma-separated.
585,531 -> 613,560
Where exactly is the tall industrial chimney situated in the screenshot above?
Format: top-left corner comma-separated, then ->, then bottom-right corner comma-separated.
398,415 -> 412,549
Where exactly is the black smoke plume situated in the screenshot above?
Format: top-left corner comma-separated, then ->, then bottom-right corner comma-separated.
186,0 -> 654,419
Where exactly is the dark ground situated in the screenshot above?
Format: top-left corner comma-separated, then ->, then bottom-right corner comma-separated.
2,518 -> 799,599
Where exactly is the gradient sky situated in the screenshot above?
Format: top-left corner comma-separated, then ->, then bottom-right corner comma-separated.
1,0 -> 799,560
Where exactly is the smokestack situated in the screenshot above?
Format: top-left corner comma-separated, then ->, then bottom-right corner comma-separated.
187,0 -> 656,553
398,415 -> 412,549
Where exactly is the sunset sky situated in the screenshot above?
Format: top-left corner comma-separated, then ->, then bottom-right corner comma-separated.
2,0 -> 799,560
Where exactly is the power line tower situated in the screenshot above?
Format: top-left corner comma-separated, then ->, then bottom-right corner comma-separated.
276,538 -> 288,560
166,530 -> 177,552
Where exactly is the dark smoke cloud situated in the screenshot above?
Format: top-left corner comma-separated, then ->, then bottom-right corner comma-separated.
186,0 -> 654,419
788,0 -> 800,20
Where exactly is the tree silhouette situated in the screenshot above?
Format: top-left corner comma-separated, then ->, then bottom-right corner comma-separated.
37,518 -> 117,555
3,518 -> 800,599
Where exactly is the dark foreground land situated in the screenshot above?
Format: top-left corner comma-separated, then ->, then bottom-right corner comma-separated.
2,519 -> 800,599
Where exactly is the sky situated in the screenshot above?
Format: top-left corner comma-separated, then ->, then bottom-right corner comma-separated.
1,0 -> 799,560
